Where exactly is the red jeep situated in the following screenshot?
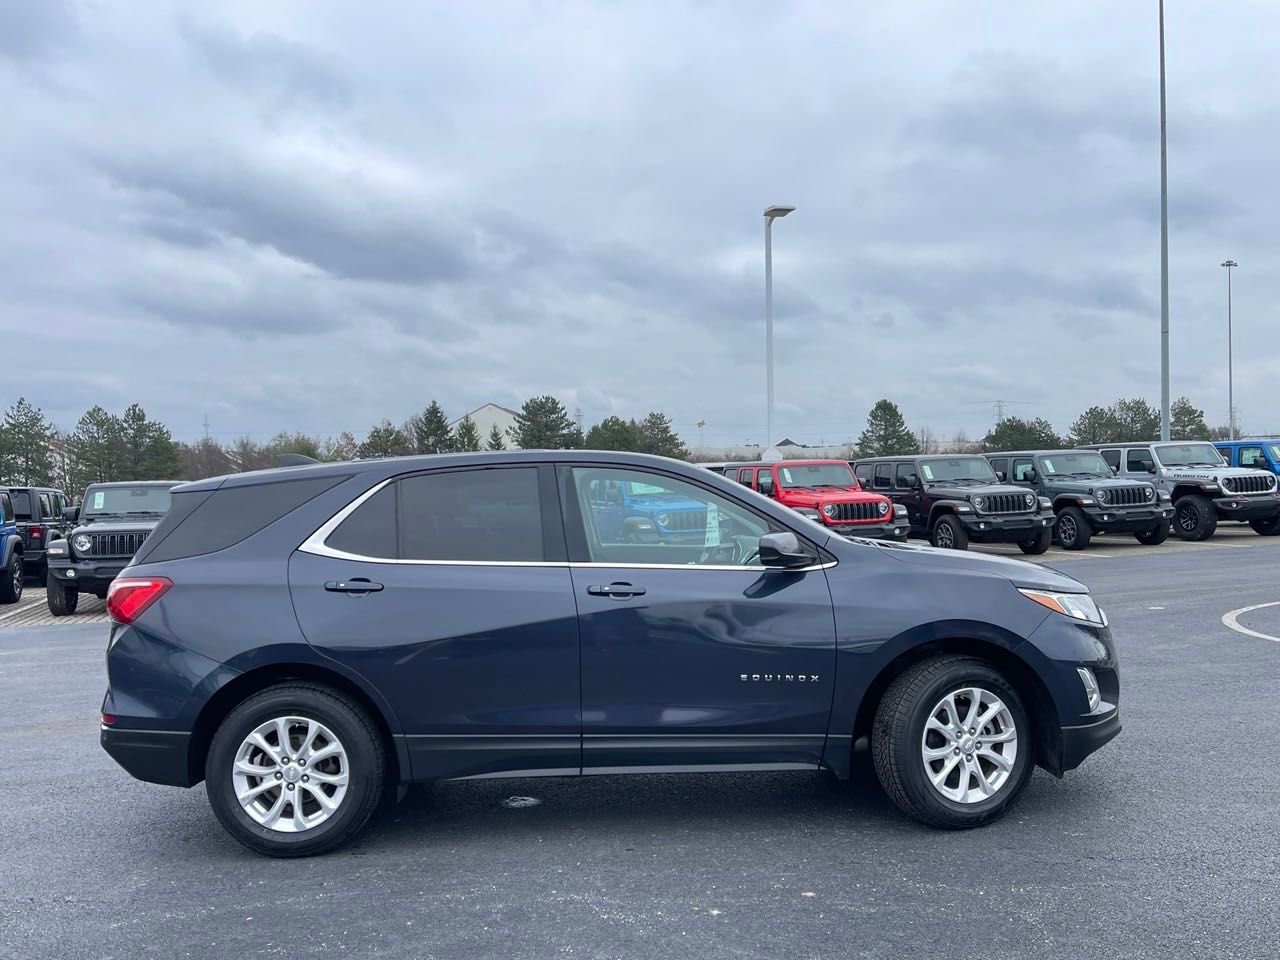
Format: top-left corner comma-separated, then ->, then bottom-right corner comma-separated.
724,459 -> 909,541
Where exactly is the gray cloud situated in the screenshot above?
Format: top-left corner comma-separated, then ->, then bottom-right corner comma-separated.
0,0 -> 77,63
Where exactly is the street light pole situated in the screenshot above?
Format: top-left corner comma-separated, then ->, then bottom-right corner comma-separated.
1158,0 -> 1171,441
763,205 -> 795,458
1221,259 -> 1238,438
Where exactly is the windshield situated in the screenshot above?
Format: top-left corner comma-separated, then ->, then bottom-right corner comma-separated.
919,457 -> 998,484
1155,444 -> 1225,468
81,485 -> 173,517
1039,452 -> 1113,478
776,463 -> 857,488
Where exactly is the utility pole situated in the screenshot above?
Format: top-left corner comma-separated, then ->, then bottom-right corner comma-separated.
1221,260 -> 1238,438
203,413 -> 210,441
696,419 -> 706,451
763,204 -> 795,460
1158,0 -> 1171,441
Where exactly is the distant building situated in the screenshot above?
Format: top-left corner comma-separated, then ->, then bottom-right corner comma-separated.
450,403 -> 521,448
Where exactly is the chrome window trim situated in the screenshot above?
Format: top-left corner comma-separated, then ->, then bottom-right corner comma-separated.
297,476 -> 836,572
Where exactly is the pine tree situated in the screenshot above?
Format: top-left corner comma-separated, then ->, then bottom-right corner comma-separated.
118,403 -> 181,479
269,431 -> 326,461
409,401 -> 453,453
635,412 -> 688,458
1169,397 -> 1210,440
584,416 -> 640,451
486,424 -> 506,451
67,405 -> 126,493
1068,405 -> 1122,445
1112,398 -> 1161,441
1,397 -> 56,485
357,420 -> 413,458
452,415 -> 482,452
508,396 -> 577,449
982,417 -> 1062,452
856,400 -> 919,457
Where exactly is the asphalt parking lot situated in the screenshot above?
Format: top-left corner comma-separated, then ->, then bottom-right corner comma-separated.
1,528 -> 1277,960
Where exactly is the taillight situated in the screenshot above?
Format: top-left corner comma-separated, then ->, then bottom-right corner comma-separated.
29,525 -> 42,539
106,577 -> 172,624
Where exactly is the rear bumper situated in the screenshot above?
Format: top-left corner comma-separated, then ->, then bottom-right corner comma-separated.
100,725 -> 195,787
1060,707 -> 1121,771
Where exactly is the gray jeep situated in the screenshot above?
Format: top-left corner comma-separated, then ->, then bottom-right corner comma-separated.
987,449 -> 1173,550
1083,441 -> 1280,541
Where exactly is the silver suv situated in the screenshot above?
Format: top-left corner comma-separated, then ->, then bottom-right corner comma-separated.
1084,441 -> 1280,541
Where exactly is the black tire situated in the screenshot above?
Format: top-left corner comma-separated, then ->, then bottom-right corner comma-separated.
872,656 -> 1034,829
1173,494 -> 1217,542
46,578 -> 78,616
1249,516 -> 1280,537
1135,519 -> 1171,545
0,554 -> 23,604
35,562 -> 47,587
1055,506 -> 1092,551
205,683 -> 386,858
1018,526 -> 1053,555
930,514 -> 969,550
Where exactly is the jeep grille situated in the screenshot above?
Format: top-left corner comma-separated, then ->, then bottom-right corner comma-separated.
826,501 -> 886,523
1221,475 -> 1273,495
86,531 -> 149,558
1109,486 -> 1152,506
982,494 -> 1033,515
660,510 -> 706,532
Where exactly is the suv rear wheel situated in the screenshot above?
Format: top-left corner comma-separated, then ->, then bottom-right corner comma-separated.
1018,527 -> 1052,555
1135,520 -> 1171,545
930,515 -> 969,550
1055,506 -> 1092,550
205,683 -> 386,858
46,579 -> 78,616
1174,494 -> 1217,541
871,656 -> 1033,829
1249,516 -> 1280,536
0,555 -> 23,604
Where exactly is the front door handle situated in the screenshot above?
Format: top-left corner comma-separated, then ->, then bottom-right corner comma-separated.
587,582 -> 646,599
324,578 -> 384,594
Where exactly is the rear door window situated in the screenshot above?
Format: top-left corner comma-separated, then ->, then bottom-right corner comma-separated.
398,468 -> 543,562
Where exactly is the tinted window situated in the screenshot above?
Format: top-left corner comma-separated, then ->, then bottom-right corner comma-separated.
895,463 -> 918,488
873,464 -> 892,490
399,468 -> 542,562
1,493 -> 11,523
757,469 -> 774,493
39,494 -> 53,519
1126,449 -> 1152,472
143,475 -> 345,563
1240,446 -> 1265,467
988,458 -> 1008,478
853,463 -> 873,485
325,484 -> 396,558
736,468 -> 753,487
1100,449 -> 1121,471
9,491 -> 32,519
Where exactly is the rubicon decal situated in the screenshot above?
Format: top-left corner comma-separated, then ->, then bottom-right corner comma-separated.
740,673 -> 821,682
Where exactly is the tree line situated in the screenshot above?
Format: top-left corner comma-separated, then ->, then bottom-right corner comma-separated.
0,395 -> 689,492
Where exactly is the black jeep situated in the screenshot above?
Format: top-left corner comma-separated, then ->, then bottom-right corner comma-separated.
45,481 -> 178,616
7,486 -> 72,584
853,455 -> 1056,553
986,450 -> 1174,550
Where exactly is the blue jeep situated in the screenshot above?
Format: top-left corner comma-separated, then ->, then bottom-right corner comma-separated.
584,475 -> 710,544
1215,439 -> 1280,477
0,489 -> 25,604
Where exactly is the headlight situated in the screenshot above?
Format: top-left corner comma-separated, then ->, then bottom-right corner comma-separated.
1024,492 -> 1036,507
1077,667 -> 1101,712
1145,486 -> 1155,501
46,541 -> 68,557
655,513 -> 671,527
1220,478 -> 1233,493
972,496 -> 986,512
1094,488 -> 1109,504
878,500 -> 888,515
1019,588 -> 1106,625
73,535 -> 92,553
821,503 -> 836,518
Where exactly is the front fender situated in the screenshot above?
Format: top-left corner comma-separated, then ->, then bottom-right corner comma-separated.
1,534 -> 22,566
927,500 -> 971,526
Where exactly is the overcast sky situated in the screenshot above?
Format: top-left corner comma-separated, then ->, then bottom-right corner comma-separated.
2,1 -> 1276,448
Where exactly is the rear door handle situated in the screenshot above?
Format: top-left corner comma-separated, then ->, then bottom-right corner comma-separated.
324,578 -> 384,594
587,582 -> 646,599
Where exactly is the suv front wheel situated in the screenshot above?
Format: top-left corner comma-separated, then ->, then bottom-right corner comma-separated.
871,656 -> 1033,829
1174,494 -> 1217,541
1018,527 -> 1052,555
930,515 -> 969,551
205,683 -> 386,857
1135,519 -> 1171,545
46,579 -> 78,616
1055,506 -> 1092,550
1249,516 -> 1280,536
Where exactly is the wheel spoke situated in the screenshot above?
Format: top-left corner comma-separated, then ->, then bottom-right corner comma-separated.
923,744 -> 955,760
972,762 -> 995,797
925,717 -> 953,738
308,742 -> 342,764
274,718 -> 292,755
979,747 -> 1013,772
306,768 -> 348,787
975,702 -> 1003,731
953,761 -> 971,798
234,758 -> 277,777
942,694 -> 962,730
303,784 -> 338,813
237,780 -> 278,803
260,790 -> 287,827
298,720 -> 319,759
930,754 -> 960,787
962,690 -> 982,730
291,795 -> 308,831
249,733 -> 282,764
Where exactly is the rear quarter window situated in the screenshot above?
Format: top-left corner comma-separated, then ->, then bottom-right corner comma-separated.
9,491 -> 32,520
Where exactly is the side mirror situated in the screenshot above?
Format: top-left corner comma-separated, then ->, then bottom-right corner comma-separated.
906,474 -> 920,489
1023,468 -> 1037,483
995,471 -> 1007,483
1140,460 -> 1155,474
758,531 -> 818,569
758,475 -> 774,495
63,506 -> 78,522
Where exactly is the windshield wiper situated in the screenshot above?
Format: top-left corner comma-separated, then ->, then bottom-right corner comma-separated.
1067,472 -> 1108,479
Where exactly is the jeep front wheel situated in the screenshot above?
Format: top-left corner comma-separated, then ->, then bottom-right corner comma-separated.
1249,516 -> 1280,537
871,655 -> 1034,829
0,555 -> 23,604
1174,494 -> 1217,541
46,579 -> 78,616
1136,520 -> 1171,545
930,515 -> 969,550
1055,506 -> 1092,550
1018,527 -> 1052,555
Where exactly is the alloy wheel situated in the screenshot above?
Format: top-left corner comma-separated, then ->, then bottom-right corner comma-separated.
232,716 -> 350,833
934,524 -> 954,549
920,687 -> 1018,804
1176,504 -> 1198,532
1058,514 -> 1077,546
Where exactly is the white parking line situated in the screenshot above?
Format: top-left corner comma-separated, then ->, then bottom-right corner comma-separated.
1221,601 -> 1280,643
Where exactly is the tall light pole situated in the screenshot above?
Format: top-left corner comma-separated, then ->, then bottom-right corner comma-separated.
763,204 -> 795,458
1158,0 -> 1171,441
1221,259 -> 1238,438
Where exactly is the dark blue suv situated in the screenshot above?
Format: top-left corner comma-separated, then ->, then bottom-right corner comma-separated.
100,451 -> 1120,857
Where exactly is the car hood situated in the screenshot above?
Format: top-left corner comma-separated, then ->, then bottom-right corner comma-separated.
1049,477 -> 1150,492
868,538 -> 1085,592
926,482 -> 1029,500
778,486 -> 883,507
1162,465 -> 1276,484
72,518 -> 163,535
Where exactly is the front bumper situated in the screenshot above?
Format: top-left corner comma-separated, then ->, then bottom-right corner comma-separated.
830,519 -> 910,541
100,725 -> 195,787
1211,493 -> 1280,521
1082,503 -> 1173,533
47,557 -> 130,589
1061,707 -> 1121,771
959,509 -> 1055,543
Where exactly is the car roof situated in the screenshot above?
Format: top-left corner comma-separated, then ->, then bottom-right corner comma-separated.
723,459 -> 850,469
1081,441 -> 1200,450
175,450 -> 725,493
983,449 -> 1108,458
1213,438 -> 1279,445
854,454 -> 984,463
84,480 -> 183,488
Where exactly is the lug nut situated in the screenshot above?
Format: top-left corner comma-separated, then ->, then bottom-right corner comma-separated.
953,748 -> 961,756
302,775 -> 309,783
275,772 -> 283,780
281,757 -> 290,764
286,783 -> 295,791
968,728 -> 975,735
298,759 -> 306,767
